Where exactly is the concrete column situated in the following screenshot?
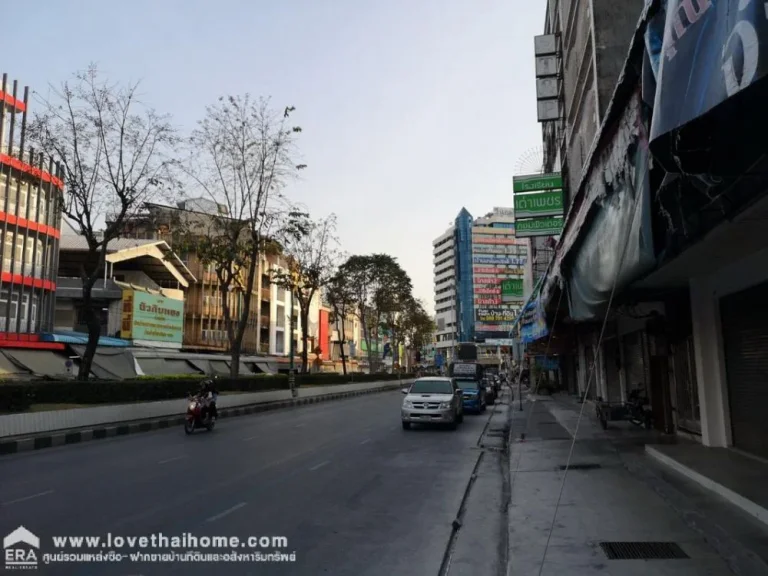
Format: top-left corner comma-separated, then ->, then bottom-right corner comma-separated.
689,275 -> 731,448
618,335 -> 628,403
577,336 -> 587,395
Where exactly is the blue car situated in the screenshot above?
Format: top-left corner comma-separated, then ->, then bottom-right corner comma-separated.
456,379 -> 486,413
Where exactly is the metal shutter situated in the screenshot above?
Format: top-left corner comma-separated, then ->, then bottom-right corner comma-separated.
720,282 -> 768,459
622,331 -> 647,395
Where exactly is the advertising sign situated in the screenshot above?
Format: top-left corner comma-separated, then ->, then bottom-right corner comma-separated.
492,207 -> 515,218
485,338 -> 515,346
476,308 -> 518,322
473,237 -> 518,245
501,278 -> 524,300
472,255 -> 527,265
513,172 -> 562,193
451,362 -> 478,376
514,190 -> 564,218
475,287 -> 501,295
475,297 -> 501,306
473,276 -> 501,285
515,217 -> 564,238
475,323 -> 515,332
649,0 -> 768,142
520,297 -> 548,343
121,289 -> 184,344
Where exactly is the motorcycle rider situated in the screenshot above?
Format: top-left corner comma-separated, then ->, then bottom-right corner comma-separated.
198,377 -> 219,421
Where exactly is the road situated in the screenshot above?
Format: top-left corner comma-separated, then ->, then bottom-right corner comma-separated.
0,390 -> 496,575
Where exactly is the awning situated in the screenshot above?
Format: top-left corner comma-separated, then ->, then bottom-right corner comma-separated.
0,351 -> 32,377
188,358 -> 231,376
3,349 -> 70,378
248,361 -> 276,375
70,346 -> 138,380
137,357 -> 201,376
40,332 -> 131,347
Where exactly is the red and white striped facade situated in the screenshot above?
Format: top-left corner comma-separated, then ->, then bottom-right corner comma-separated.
0,74 -> 63,349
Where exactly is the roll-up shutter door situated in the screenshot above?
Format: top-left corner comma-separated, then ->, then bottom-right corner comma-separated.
720,281 -> 768,460
622,331 -> 647,394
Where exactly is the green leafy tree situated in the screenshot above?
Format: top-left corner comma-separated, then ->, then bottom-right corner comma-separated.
325,269 -> 357,375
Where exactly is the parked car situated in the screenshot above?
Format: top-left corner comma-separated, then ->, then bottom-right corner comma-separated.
455,378 -> 487,413
401,377 -> 464,430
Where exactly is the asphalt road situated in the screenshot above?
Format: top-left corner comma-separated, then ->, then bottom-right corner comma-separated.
0,390 -> 493,576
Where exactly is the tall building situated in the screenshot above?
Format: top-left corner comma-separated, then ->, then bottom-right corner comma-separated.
0,73 -> 64,350
432,223 -> 457,360
432,207 -> 533,360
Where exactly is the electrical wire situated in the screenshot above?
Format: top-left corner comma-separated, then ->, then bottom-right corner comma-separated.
536,149 -> 649,576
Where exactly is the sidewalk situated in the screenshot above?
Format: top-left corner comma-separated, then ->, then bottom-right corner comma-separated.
505,393 -> 743,575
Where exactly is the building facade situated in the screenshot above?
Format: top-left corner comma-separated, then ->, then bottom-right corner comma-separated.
0,73 -> 64,350
433,223 -> 457,359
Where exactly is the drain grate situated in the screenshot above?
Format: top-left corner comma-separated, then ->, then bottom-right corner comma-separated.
558,463 -> 602,471
599,542 -> 689,560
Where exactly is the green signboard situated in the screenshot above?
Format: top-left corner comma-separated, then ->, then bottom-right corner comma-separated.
513,172 -> 562,193
515,217 -> 564,238
122,290 -> 184,344
501,278 -> 524,302
514,189 -> 564,218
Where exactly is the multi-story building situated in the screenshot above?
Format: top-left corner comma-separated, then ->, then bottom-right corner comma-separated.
433,207 -> 534,361
0,73 -> 64,351
433,222 -> 457,360
532,0 -> 644,282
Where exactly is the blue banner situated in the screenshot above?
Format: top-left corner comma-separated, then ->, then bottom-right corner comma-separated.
535,356 -> 559,371
520,297 -> 549,344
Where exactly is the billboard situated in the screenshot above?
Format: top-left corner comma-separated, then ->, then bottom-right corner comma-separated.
476,307 -> 518,322
121,289 -> 184,345
513,172 -> 563,193
472,255 -> 527,265
501,278 -> 524,301
474,266 -> 525,275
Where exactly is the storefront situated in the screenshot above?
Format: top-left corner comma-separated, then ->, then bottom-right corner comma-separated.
719,281 -> 768,459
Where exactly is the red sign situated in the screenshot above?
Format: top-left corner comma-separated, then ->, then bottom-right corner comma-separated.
474,267 -> 505,274
474,287 -> 501,295
474,297 -> 501,305
473,277 -> 501,285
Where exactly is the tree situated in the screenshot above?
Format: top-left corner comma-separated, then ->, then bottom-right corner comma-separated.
338,254 -> 412,373
325,270 -> 357,375
29,66 -> 177,380
402,299 -> 436,369
177,95 -> 305,377
271,213 -> 339,373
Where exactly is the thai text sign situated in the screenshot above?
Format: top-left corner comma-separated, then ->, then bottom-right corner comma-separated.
513,172 -> 562,193
121,289 -> 184,344
515,217 -> 564,238
514,190 -> 564,218
476,307 -> 517,322
501,278 -> 524,299
472,255 -> 527,265
475,287 -> 501,295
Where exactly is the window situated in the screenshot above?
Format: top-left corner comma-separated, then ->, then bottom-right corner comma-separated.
18,179 -> 27,217
0,174 -> 6,212
6,179 -> 17,214
14,233 -> 23,265
29,184 -> 38,222
38,189 -> 48,225
275,331 -> 285,355
409,379 -> 453,394
3,232 -> 12,272
25,236 -> 33,268
35,239 -> 43,276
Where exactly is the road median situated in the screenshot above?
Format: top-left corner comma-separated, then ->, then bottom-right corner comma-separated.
0,378 -> 412,456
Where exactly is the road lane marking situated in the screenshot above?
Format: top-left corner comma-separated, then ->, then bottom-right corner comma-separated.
158,456 -> 186,465
206,502 -> 247,523
359,439 -> 371,445
2,490 -> 54,506
242,435 -> 259,441
309,460 -> 330,471
294,424 -> 305,428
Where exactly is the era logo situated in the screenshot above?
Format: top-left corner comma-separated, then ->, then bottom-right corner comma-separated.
3,526 -> 39,570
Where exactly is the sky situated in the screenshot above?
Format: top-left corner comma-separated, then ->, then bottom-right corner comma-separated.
7,0 -> 546,310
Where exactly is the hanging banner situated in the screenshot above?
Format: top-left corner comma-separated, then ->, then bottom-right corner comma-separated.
514,189 -> 564,218
650,0 -> 768,142
520,297 -> 549,343
515,217 -> 564,238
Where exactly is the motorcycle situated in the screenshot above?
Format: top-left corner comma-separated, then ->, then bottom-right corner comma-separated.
595,388 -> 653,430
184,391 -> 217,434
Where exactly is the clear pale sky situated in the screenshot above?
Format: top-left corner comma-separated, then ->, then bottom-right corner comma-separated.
7,0 -> 545,310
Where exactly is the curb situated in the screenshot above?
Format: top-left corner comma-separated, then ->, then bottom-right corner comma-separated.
0,382 -> 404,457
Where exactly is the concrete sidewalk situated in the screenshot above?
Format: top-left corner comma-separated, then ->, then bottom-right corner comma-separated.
505,395 -> 737,575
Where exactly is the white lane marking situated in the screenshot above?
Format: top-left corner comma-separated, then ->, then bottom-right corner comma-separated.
309,460 -> 330,471
294,423 -> 305,428
359,438 -> 371,445
242,435 -> 259,441
2,490 -> 54,506
206,502 -> 247,523
158,456 -> 186,465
